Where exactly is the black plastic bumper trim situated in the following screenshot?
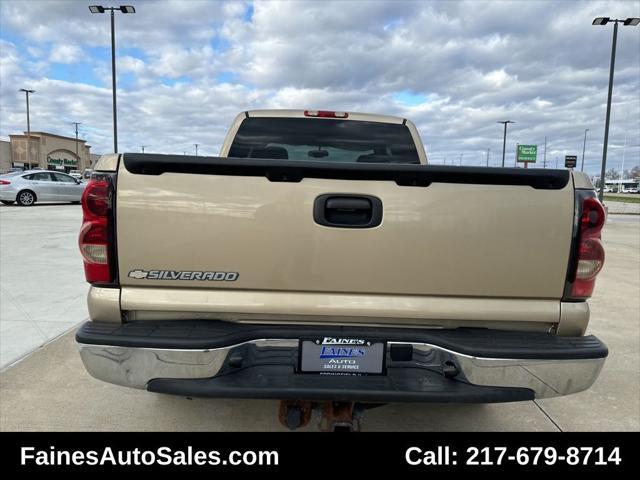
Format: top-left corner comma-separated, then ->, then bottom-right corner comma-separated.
76,320 -> 608,360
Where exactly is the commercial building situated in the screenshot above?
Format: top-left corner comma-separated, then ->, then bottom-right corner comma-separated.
0,131 -> 95,174
605,179 -> 639,193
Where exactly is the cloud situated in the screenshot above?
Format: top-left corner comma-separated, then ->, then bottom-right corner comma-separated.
49,44 -> 84,64
0,0 -> 638,174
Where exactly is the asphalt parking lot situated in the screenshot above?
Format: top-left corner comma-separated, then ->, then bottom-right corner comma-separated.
0,204 -> 638,431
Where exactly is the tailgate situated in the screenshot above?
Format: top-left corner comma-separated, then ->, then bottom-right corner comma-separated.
115,155 -> 574,326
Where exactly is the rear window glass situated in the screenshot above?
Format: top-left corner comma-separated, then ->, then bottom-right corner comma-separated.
228,117 -> 420,164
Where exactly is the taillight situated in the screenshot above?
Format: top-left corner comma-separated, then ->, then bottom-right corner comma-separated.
567,193 -> 606,299
304,110 -> 349,118
79,176 -> 115,284
0,180 -> 11,185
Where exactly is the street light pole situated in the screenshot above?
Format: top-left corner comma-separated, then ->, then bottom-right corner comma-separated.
498,120 -> 514,167
71,122 -> 81,157
543,136 -> 547,168
19,89 -> 35,169
592,16 -> 640,201
89,6 -> 136,154
486,148 -> 490,167
110,8 -> 118,153
71,122 -> 81,170
581,128 -> 589,171
598,20 -> 618,201
194,144 -> 199,156
141,145 -> 147,153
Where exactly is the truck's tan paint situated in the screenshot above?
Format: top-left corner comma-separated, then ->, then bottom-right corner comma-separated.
94,153 -> 120,172
116,165 -> 574,297
87,286 -> 121,323
113,289 -> 588,334
120,286 -> 560,330
113,164 -> 576,328
572,171 -> 595,190
85,112 -> 592,334
557,301 -> 590,336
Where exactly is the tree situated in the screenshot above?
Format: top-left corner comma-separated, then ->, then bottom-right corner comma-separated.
605,168 -> 619,180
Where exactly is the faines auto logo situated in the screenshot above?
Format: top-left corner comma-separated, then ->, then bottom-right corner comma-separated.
321,337 -> 367,345
318,338 -> 369,359
320,346 -> 367,359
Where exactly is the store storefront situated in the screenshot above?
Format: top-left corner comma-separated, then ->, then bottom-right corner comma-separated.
2,132 -> 93,174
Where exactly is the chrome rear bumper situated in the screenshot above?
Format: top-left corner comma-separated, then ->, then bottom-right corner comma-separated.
78,338 -> 605,399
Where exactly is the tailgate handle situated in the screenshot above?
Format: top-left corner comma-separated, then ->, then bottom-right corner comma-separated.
314,194 -> 383,228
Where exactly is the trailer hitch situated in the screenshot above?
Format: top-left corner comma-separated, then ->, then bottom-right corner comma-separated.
317,402 -> 365,432
278,400 -> 368,432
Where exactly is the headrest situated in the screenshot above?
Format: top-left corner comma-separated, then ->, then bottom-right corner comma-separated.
251,146 -> 289,159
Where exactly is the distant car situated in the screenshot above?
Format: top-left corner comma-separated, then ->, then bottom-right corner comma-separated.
603,187 -> 613,193
83,169 -> 94,180
0,170 -> 87,206
69,170 -> 83,180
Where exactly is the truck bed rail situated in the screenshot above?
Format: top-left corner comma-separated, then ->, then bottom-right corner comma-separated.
122,154 -> 570,189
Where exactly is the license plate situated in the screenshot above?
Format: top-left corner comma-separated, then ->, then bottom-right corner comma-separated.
298,338 -> 386,375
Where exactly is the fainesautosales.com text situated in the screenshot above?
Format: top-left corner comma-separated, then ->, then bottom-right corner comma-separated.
21,446 -> 279,467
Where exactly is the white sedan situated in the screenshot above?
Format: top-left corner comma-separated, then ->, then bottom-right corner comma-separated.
0,170 -> 87,206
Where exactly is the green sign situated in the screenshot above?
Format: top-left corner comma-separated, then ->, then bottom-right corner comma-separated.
48,157 -> 77,166
517,145 -> 537,163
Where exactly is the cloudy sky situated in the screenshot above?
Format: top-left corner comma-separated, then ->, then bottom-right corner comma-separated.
1,0 -> 638,175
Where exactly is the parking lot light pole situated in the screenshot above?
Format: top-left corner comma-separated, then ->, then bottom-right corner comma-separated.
19,89 -> 35,169
581,128 -> 589,171
194,144 -> 199,156
89,5 -> 136,154
71,122 -> 81,157
592,16 -> 640,201
498,120 -> 514,167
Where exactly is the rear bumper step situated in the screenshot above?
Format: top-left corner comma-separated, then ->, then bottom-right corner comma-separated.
147,365 -> 535,403
76,320 -> 607,402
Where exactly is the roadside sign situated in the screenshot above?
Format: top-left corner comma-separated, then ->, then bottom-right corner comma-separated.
517,145 -> 537,163
565,155 -> 577,168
